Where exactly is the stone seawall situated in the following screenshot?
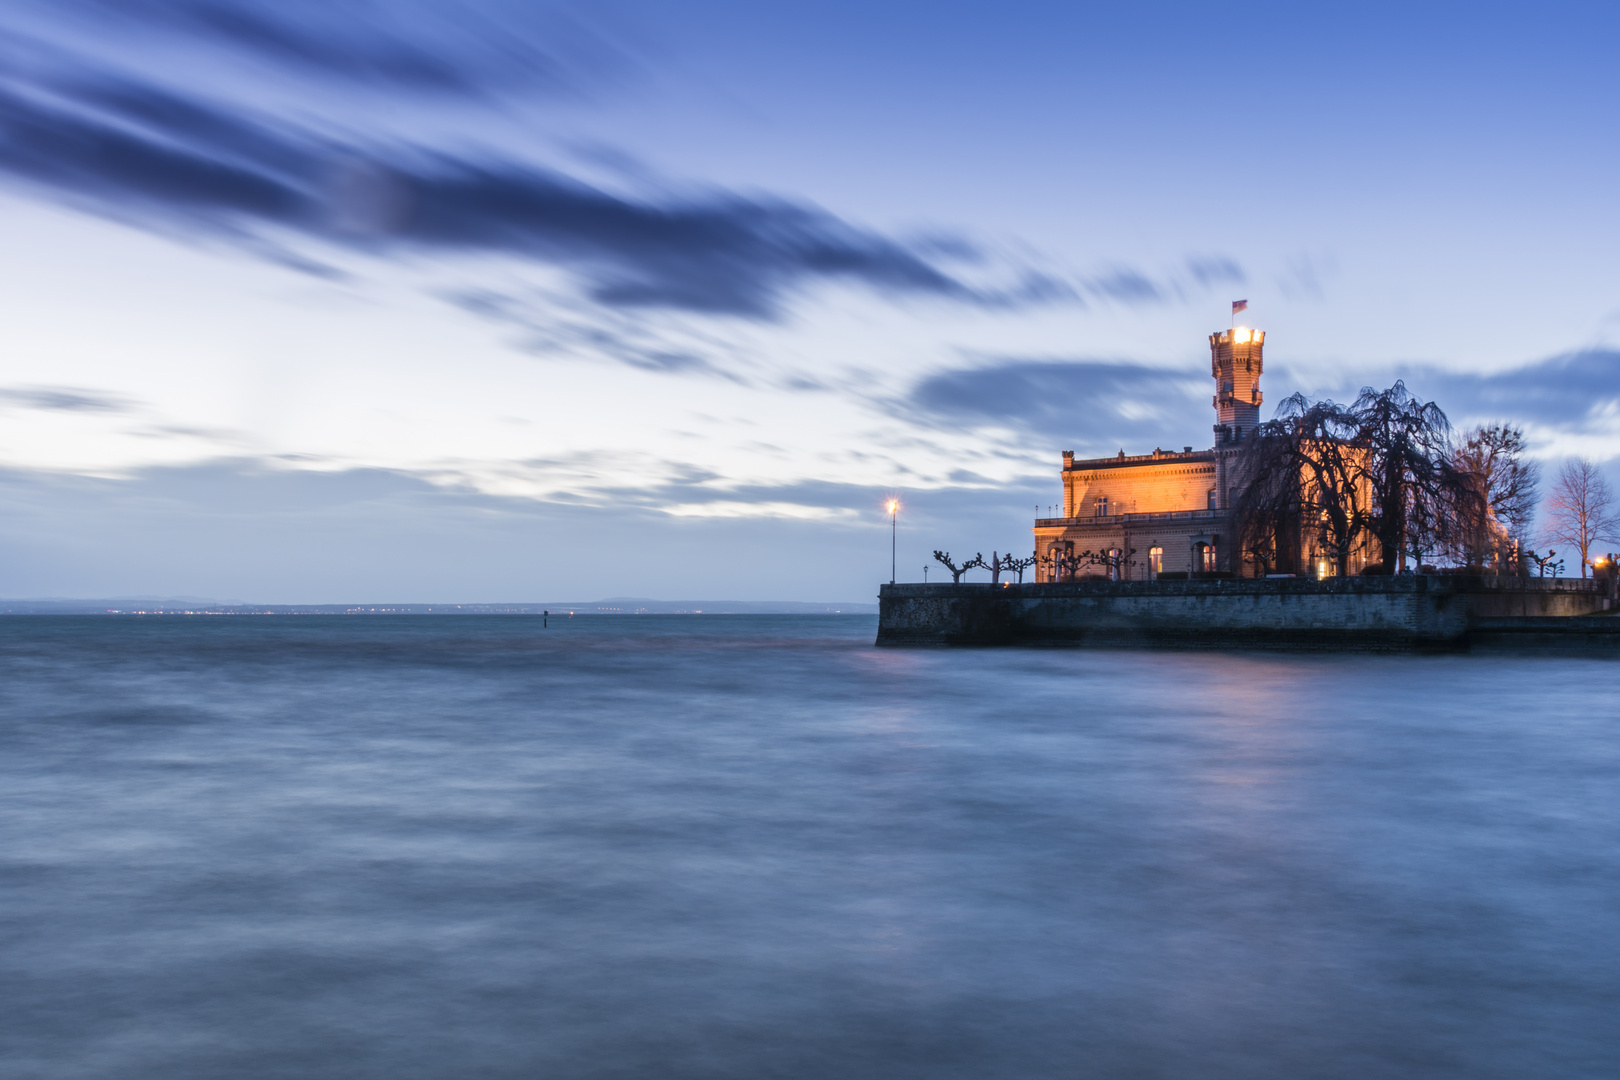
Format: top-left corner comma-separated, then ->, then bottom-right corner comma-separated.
875,576 -> 1613,650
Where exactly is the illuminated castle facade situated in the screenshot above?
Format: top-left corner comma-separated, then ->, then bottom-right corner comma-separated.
1032,327 -> 1271,581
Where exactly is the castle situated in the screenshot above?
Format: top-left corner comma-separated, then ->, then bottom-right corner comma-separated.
1032,325 -> 1281,581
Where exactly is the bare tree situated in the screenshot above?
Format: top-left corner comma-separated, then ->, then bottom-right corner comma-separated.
1234,384 -> 1486,577
1453,423 -> 1540,570
1352,381 -> 1482,573
1543,459 -> 1620,578
932,550 -> 971,583
1232,393 -> 1369,577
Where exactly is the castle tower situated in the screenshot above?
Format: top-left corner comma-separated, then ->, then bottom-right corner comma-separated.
1209,326 -> 1264,440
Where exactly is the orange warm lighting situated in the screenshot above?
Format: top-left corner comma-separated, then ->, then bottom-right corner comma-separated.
1233,327 -> 1252,343
887,499 -> 899,514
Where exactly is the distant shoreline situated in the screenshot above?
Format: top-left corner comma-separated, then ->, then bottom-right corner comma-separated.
0,600 -> 877,616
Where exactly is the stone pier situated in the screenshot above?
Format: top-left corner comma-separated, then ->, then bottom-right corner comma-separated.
876,576 -> 1614,651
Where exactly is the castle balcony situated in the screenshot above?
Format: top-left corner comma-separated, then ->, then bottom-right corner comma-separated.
1035,509 -> 1223,528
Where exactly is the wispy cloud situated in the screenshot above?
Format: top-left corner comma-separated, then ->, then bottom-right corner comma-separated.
19,0 -> 624,101
900,358 -> 1209,454
0,5 -> 1250,330
0,59 -> 1063,320
0,385 -> 133,412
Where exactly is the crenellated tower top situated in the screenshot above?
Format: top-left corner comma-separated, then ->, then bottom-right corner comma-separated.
1210,326 -> 1264,440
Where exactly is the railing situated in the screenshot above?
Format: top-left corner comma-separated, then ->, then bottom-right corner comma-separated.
1035,509 -> 1221,528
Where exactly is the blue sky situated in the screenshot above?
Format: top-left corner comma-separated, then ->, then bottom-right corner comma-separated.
0,1 -> 1615,601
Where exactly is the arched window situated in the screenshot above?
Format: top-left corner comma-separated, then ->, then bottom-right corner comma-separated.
1206,488 -> 1218,510
1149,546 -> 1164,578
1202,543 -> 1219,573
1095,495 -> 1109,517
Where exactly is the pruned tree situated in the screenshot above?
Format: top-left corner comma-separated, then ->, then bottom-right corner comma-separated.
932,550 -> 971,583
1003,553 -> 1036,583
957,552 -> 1003,583
1543,459 -> 1620,579
1526,549 -> 1565,579
1084,547 -> 1137,580
1453,423 -> 1540,570
1040,545 -> 1089,582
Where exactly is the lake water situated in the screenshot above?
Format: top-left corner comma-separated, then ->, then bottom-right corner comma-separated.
1,615 -> 1617,1079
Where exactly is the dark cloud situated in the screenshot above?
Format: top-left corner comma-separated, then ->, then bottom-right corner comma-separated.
903,349 -> 1620,469
442,288 -> 743,378
0,386 -> 133,412
904,359 -> 1209,453
1416,350 -> 1620,430
1086,271 -> 1162,304
1186,257 -> 1245,286
55,0 -> 615,100
1291,349 -> 1620,434
0,66 -> 1062,320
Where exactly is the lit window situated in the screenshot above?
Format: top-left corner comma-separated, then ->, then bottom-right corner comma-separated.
1203,544 -> 1218,573
1149,546 -> 1164,577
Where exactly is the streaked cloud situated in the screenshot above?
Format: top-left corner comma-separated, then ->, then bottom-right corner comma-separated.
662,501 -> 862,522
0,66 -> 1065,320
901,358 -> 1209,454
0,386 -> 134,412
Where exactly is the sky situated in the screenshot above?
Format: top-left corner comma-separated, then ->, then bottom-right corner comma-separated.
0,0 -> 1616,602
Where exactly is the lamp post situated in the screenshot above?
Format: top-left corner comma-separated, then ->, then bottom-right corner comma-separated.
887,500 -> 899,584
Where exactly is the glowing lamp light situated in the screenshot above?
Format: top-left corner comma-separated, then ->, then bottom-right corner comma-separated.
887,499 -> 899,515
1233,327 -> 1252,343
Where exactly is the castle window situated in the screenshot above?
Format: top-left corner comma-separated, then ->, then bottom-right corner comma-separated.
1207,488 -> 1217,510
1095,495 -> 1109,517
1149,546 -> 1164,577
1202,544 -> 1219,573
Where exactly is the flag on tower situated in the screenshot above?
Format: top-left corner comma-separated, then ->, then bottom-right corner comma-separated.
1232,299 -> 1248,315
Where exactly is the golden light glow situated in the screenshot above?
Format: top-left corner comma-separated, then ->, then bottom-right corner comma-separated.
887,499 -> 899,515
1233,327 -> 1252,343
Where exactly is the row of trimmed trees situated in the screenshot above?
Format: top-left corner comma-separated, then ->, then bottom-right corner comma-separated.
1234,381 -> 1617,578
934,546 -> 1138,583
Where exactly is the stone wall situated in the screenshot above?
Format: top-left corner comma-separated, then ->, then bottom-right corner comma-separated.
876,576 -> 1613,650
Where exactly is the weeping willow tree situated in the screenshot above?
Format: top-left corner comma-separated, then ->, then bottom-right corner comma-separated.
1233,383 -> 1483,576
1231,393 -> 1368,577
1353,382 -> 1483,573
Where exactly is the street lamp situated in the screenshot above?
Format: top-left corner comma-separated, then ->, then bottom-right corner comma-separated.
887,499 -> 899,584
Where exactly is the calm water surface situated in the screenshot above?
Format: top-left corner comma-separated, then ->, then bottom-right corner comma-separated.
1,615 -> 1617,1078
